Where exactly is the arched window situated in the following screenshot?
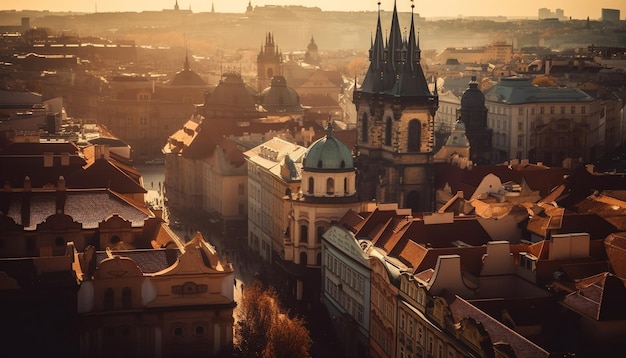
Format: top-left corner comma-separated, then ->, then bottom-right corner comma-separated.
385,117 -> 392,146
104,288 -> 114,310
300,225 -> 308,243
408,119 -> 422,152
344,177 -> 348,194
316,253 -> 322,266
122,287 -> 132,309
316,226 -> 325,243
300,252 -> 308,265
267,68 -> 274,78
55,236 -> 65,247
308,177 -> 314,194
326,178 -> 334,195
361,113 -> 368,143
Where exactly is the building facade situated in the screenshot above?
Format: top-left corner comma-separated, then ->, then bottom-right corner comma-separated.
484,77 -> 603,165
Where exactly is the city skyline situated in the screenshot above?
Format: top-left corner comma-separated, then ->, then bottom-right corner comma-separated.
1,0 -> 625,20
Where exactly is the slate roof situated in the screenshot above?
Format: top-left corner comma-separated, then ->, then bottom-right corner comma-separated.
484,77 -> 594,105
95,248 -> 180,274
66,157 -> 146,194
562,272 -> 626,321
443,291 -> 550,358
3,189 -> 151,230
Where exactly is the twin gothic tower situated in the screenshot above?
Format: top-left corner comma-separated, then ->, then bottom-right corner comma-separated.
353,2 -> 439,212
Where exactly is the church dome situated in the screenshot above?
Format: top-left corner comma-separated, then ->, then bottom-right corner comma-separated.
207,72 -> 258,108
169,56 -> 207,86
460,76 -> 485,110
303,124 -> 353,171
260,76 -> 302,112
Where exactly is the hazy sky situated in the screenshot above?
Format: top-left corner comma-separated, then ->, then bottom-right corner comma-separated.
1,1 -> 624,20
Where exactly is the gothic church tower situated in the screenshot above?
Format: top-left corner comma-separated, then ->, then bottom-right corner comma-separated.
353,2 -> 438,212
257,32 -> 282,92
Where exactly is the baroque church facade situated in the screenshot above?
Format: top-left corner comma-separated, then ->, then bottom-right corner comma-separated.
353,3 -> 439,213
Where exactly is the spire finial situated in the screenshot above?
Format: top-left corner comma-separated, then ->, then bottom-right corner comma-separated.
325,119 -> 333,137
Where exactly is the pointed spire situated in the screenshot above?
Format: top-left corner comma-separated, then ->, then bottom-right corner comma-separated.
388,0 -> 403,63
184,51 -> 190,71
372,2 -> 384,67
407,1 -> 417,70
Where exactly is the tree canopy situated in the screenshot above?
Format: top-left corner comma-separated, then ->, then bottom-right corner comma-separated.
234,280 -> 312,358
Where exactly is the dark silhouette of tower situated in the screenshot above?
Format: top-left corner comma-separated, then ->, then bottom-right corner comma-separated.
353,2 -> 438,212
459,76 -> 492,164
256,32 -> 282,92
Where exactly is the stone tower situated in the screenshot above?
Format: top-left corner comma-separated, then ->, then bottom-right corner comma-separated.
353,2 -> 438,212
459,76 -> 492,164
256,32 -> 282,93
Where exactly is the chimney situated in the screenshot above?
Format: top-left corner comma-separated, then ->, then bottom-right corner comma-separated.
21,176 -> 31,228
56,176 -> 66,214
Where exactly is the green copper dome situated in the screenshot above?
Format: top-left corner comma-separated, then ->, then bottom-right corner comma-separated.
303,124 -> 353,171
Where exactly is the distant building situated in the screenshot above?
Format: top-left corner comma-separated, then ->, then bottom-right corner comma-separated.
303,36 -> 321,66
602,8 -> 621,22
257,32 -> 282,93
97,55 -> 208,161
436,42 -> 513,64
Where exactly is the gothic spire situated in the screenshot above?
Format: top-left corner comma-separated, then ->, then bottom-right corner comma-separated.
387,0 -> 403,64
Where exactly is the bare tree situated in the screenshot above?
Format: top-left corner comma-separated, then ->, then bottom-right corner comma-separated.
234,280 -> 311,358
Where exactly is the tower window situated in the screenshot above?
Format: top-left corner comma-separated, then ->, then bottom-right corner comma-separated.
308,177 -> 314,194
361,113 -> 368,143
408,119 -> 421,152
385,117 -> 392,146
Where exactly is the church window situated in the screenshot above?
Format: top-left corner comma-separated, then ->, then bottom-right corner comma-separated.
344,178 -> 348,194
385,117 -> 392,146
317,160 -> 323,168
300,252 -> 308,265
361,113 -> 369,142
308,177 -> 314,194
316,253 -> 322,265
408,119 -> 421,152
267,68 -> 274,78
326,178 -> 334,195
110,235 -> 120,244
